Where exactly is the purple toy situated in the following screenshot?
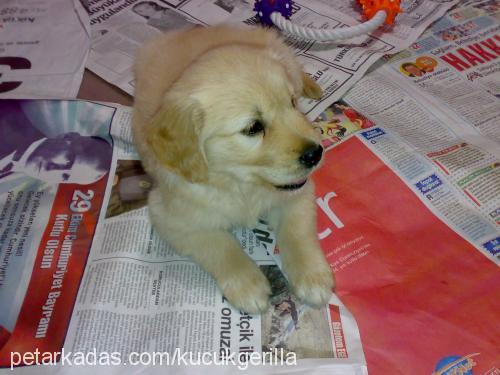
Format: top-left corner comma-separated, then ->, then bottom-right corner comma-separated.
254,0 -> 293,26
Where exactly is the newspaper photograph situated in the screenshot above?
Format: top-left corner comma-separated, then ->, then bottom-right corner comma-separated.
81,0 -> 459,119
0,0 -> 90,99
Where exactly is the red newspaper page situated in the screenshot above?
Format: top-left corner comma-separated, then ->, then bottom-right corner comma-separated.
0,181 -> 108,365
0,100 -> 115,367
314,136 -> 500,374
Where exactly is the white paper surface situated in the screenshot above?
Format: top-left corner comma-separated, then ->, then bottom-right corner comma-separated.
0,0 -> 90,99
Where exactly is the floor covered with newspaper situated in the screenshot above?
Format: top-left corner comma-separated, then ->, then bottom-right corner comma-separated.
0,1 -> 499,374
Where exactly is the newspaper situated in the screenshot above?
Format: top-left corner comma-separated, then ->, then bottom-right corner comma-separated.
1,94 -> 498,373
306,2 -> 499,372
0,0 -> 90,99
342,0 -> 500,234
82,0 -> 459,119
0,99 -> 367,374
1,3 -> 499,373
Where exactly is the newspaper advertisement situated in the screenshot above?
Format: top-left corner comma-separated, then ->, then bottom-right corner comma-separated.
0,0 -> 90,99
82,0 -> 458,119
0,99 -> 367,374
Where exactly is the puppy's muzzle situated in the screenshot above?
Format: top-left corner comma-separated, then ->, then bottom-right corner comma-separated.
299,144 -> 323,168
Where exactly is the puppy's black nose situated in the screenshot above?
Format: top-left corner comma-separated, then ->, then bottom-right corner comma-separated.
299,144 -> 323,168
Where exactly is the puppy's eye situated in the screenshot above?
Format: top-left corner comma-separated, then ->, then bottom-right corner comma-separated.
291,97 -> 297,108
242,120 -> 265,136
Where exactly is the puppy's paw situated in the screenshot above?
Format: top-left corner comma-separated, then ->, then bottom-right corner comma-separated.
287,258 -> 334,308
219,267 -> 271,314
302,72 -> 323,100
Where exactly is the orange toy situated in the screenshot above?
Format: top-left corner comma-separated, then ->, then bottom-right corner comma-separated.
358,0 -> 402,25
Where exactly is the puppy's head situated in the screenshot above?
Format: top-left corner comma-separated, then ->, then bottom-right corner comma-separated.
147,44 -> 322,191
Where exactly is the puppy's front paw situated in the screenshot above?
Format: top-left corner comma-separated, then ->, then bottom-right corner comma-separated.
219,267 -> 271,314
302,72 -> 323,100
286,257 -> 334,308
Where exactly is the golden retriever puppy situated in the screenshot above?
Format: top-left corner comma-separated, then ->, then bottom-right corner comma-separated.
132,25 -> 334,314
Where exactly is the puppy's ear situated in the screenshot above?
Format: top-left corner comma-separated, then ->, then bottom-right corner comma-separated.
147,100 -> 208,183
301,72 -> 323,100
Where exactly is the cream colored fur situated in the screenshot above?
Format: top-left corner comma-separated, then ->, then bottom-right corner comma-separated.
132,25 -> 334,314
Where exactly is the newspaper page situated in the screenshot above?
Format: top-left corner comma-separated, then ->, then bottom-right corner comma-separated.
380,0 -> 500,142
0,99 -> 367,374
0,0 -> 90,99
2,97 -> 498,375
342,2 -> 500,233
298,3 -> 499,372
312,126 -> 499,374
0,100 -> 115,366
82,0 -> 458,119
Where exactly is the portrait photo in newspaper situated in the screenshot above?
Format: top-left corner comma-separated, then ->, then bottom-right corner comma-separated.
213,0 -> 251,14
131,1 -> 195,32
0,101 -> 113,190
